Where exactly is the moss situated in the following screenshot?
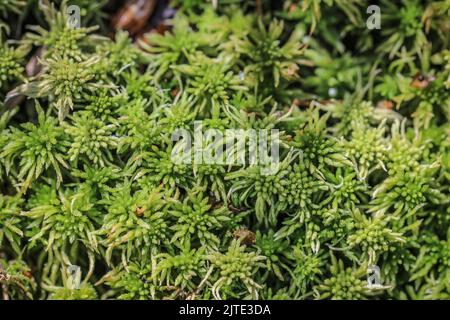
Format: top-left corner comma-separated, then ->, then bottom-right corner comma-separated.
0,0 -> 449,300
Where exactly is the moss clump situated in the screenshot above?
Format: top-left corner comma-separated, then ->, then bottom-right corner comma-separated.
0,0 -> 449,300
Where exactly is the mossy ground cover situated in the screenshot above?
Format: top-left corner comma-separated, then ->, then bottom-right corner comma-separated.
0,0 -> 449,300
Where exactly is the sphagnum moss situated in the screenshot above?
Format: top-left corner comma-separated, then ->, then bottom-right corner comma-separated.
0,0 -> 449,300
